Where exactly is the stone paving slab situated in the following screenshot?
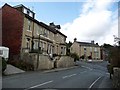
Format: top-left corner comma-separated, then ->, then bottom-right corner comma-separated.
4,64 -> 25,75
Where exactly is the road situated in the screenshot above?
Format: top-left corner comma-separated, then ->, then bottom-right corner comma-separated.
2,61 -> 113,89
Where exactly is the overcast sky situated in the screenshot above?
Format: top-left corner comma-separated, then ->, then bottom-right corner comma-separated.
0,0 -> 119,45
61,0 -> 118,45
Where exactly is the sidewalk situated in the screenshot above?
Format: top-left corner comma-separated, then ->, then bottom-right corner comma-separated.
3,64 -> 78,76
4,64 -> 25,75
43,66 -> 78,73
99,76 -> 113,88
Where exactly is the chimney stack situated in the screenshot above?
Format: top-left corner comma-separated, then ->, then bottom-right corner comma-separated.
91,40 -> 94,44
74,38 -> 77,42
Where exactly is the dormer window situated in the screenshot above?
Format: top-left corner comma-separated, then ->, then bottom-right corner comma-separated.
27,10 -> 30,15
14,4 -> 35,18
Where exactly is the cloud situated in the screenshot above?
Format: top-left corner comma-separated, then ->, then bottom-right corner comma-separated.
61,0 -> 118,45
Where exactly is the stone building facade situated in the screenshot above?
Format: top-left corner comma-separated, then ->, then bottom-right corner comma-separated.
1,4 -> 67,60
70,38 -> 101,60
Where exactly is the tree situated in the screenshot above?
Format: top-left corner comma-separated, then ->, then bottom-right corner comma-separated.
106,36 -> 120,79
66,41 -> 72,56
70,53 -> 79,62
102,43 -> 113,48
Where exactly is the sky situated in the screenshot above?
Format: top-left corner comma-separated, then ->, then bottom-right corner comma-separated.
0,0 -> 119,45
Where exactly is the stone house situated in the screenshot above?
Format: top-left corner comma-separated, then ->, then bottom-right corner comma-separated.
1,3 -> 67,60
70,38 -> 101,60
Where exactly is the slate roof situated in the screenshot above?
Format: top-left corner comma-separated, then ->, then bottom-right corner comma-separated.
2,3 -> 67,38
76,41 -> 99,47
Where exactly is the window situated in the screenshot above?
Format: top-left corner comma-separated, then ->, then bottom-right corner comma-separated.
39,27 -> 42,34
43,29 -> 45,35
28,20 -> 31,31
0,50 -> 3,55
52,46 -> 54,54
44,43 -> 46,50
27,10 -> 30,15
94,48 -> 97,52
61,47 -> 63,54
61,37 -> 63,42
34,41 -> 38,49
26,38 -> 30,49
84,47 -> 86,51
36,25 -> 39,35
84,47 -> 87,54
90,47 -> 92,51
26,42 -> 29,48
44,29 -> 47,37
41,42 -> 43,49
29,12 -> 33,17
64,47 -> 66,54
43,42 -> 44,49
47,44 -> 49,53
47,31 -> 49,37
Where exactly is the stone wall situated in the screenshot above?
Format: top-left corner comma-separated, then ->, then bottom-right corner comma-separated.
37,55 -> 54,70
21,53 -> 54,70
113,67 -> 120,89
56,56 -> 74,68
21,53 -> 75,70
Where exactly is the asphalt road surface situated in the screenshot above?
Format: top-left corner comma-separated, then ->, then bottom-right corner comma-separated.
2,61 -> 113,89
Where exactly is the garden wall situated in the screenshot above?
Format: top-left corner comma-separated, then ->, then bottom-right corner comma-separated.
113,67 -> 120,89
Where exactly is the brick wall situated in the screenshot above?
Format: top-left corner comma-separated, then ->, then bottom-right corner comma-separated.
2,4 -> 24,60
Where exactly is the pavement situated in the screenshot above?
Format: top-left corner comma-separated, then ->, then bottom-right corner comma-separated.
4,64 -> 25,75
3,64 -> 78,75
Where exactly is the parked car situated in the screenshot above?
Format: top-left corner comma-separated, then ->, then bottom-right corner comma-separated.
0,46 -> 9,61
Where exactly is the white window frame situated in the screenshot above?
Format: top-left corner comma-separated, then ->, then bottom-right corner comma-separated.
27,20 -> 32,32
36,25 -> 39,35
26,39 -> 29,49
0,50 -> 3,55
34,41 -> 38,49
90,47 -> 92,52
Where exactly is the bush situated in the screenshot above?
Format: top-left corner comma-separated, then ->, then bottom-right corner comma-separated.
2,57 -> 7,72
9,60 -> 34,71
107,64 -> 113,74
70,53 -> 79,62
80,55 -> 84,59
107,64 -> 113,79
108,47 -> 120,68
53,54 -> 58,57
88,56 -> 92,59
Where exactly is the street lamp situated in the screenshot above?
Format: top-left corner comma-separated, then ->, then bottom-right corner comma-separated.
36,34 -> 42,70
36,33 -> 46,70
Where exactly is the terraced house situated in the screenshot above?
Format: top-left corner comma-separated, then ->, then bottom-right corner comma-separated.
2,4 -> 67,60
70,38 -> 101,60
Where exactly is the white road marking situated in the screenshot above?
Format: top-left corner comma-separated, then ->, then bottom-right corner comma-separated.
25,80 -> 53,90
89,76 -> 102,89
81,66 -> 93,70
78,71 -> 87,75
62,74 -> 77,79
106,73 -> 109,75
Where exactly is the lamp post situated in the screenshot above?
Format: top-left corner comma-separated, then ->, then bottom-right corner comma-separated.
31,36 -> 34,52
36,34 -> 40,70
36,33 -> 46,70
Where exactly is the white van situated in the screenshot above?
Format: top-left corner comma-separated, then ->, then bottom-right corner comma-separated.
0,46 -> 9,61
